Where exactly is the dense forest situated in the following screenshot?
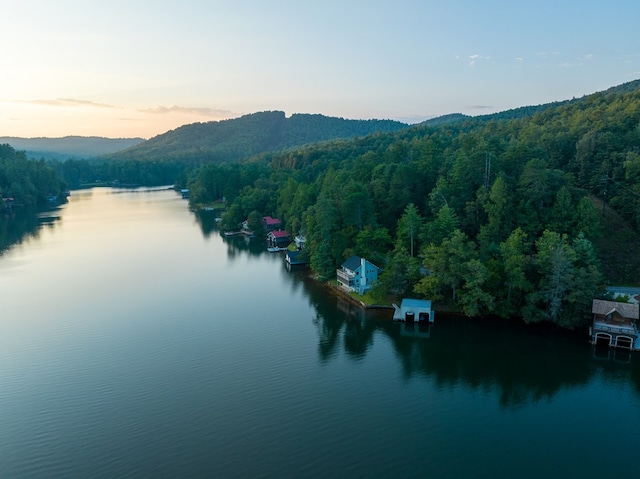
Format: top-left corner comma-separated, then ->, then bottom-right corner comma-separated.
44,112 -> 414,188
188,80 -> 640,330
50,158 -> 187,189
106,111 -> 409,163
4,80 -> 640,331
0,144 -> 67,207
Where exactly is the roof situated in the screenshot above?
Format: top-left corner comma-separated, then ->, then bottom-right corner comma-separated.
592,299 -> 639,320
285,250 -> 308,265
342,255 -> 362,271
269,230 -> 289,238
401,298 -> 432,310
263,216 -> 281,225
341,255 -> 379,272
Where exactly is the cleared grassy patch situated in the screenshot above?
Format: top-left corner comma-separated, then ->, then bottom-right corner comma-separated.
348,290 -> 393,307
327,279 -> 395,308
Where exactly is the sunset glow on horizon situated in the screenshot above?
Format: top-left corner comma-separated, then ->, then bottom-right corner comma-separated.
2,0 -> 639,139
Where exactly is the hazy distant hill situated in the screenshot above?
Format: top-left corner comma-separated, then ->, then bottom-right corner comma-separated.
418,113 -> 470,126
107,111 -> 408,163
0,136 -> 145,160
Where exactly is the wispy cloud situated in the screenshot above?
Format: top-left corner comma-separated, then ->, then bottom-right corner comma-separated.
19,98 -> 116,108
468,54 -> 490,67
140,105 -> 238,118
453,53 -> 490,67
11,99 -> 238,120
515,57 -> 524,62
467,105 -> 493,110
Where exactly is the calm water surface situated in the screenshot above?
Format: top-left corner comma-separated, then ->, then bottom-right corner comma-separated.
0,188 -> 639,478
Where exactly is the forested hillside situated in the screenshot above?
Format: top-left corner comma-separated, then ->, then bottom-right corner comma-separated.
190,80 -> 640,330
108,111 -> 408,163
52,158 -> 186,189
0,144 -> 67,206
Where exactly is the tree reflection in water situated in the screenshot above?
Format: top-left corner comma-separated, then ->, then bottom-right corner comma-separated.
305,278 -> 639,409
187,217 -> 640,410
0,207 -> 61,256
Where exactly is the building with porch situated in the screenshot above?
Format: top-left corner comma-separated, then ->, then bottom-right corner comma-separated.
336,256 -> 380,295
267,230 -> 290,248
294,235 -> 306,250
590,299 -> 640,351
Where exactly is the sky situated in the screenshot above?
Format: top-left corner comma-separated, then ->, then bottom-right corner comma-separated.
1,0 -> 639,139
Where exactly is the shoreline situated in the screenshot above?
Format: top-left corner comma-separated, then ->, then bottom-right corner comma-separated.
323,280 -> 393,310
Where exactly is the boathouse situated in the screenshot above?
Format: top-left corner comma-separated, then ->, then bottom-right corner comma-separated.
590,299 -> 640,351
285,250 -> 308,267
267,230 -> 290,248
336,256 -> 379,295
393,298 -> 434,323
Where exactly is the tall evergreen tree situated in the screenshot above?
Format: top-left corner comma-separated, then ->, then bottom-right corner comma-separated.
458,258 -> 495,317
498,228 -> 532,317
396,203 -> 423,257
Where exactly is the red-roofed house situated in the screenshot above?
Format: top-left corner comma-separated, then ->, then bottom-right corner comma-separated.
262,216 -> 281,231
267,230 -> 290,247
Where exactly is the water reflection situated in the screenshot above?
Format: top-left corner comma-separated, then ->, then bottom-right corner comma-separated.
187,202 -> 640,409
0,208 -> 62,255
301,276 -> 640,409
192,210 -> 219,238
191,209 -> 266,258
222,234 -> 269,259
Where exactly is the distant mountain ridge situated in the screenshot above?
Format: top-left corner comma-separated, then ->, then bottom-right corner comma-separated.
107,111 -> 409,163
0,136 -> 145,160
8,79 -> 640,164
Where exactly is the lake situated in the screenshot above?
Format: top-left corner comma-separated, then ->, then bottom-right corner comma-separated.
1,187 -> 639,478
